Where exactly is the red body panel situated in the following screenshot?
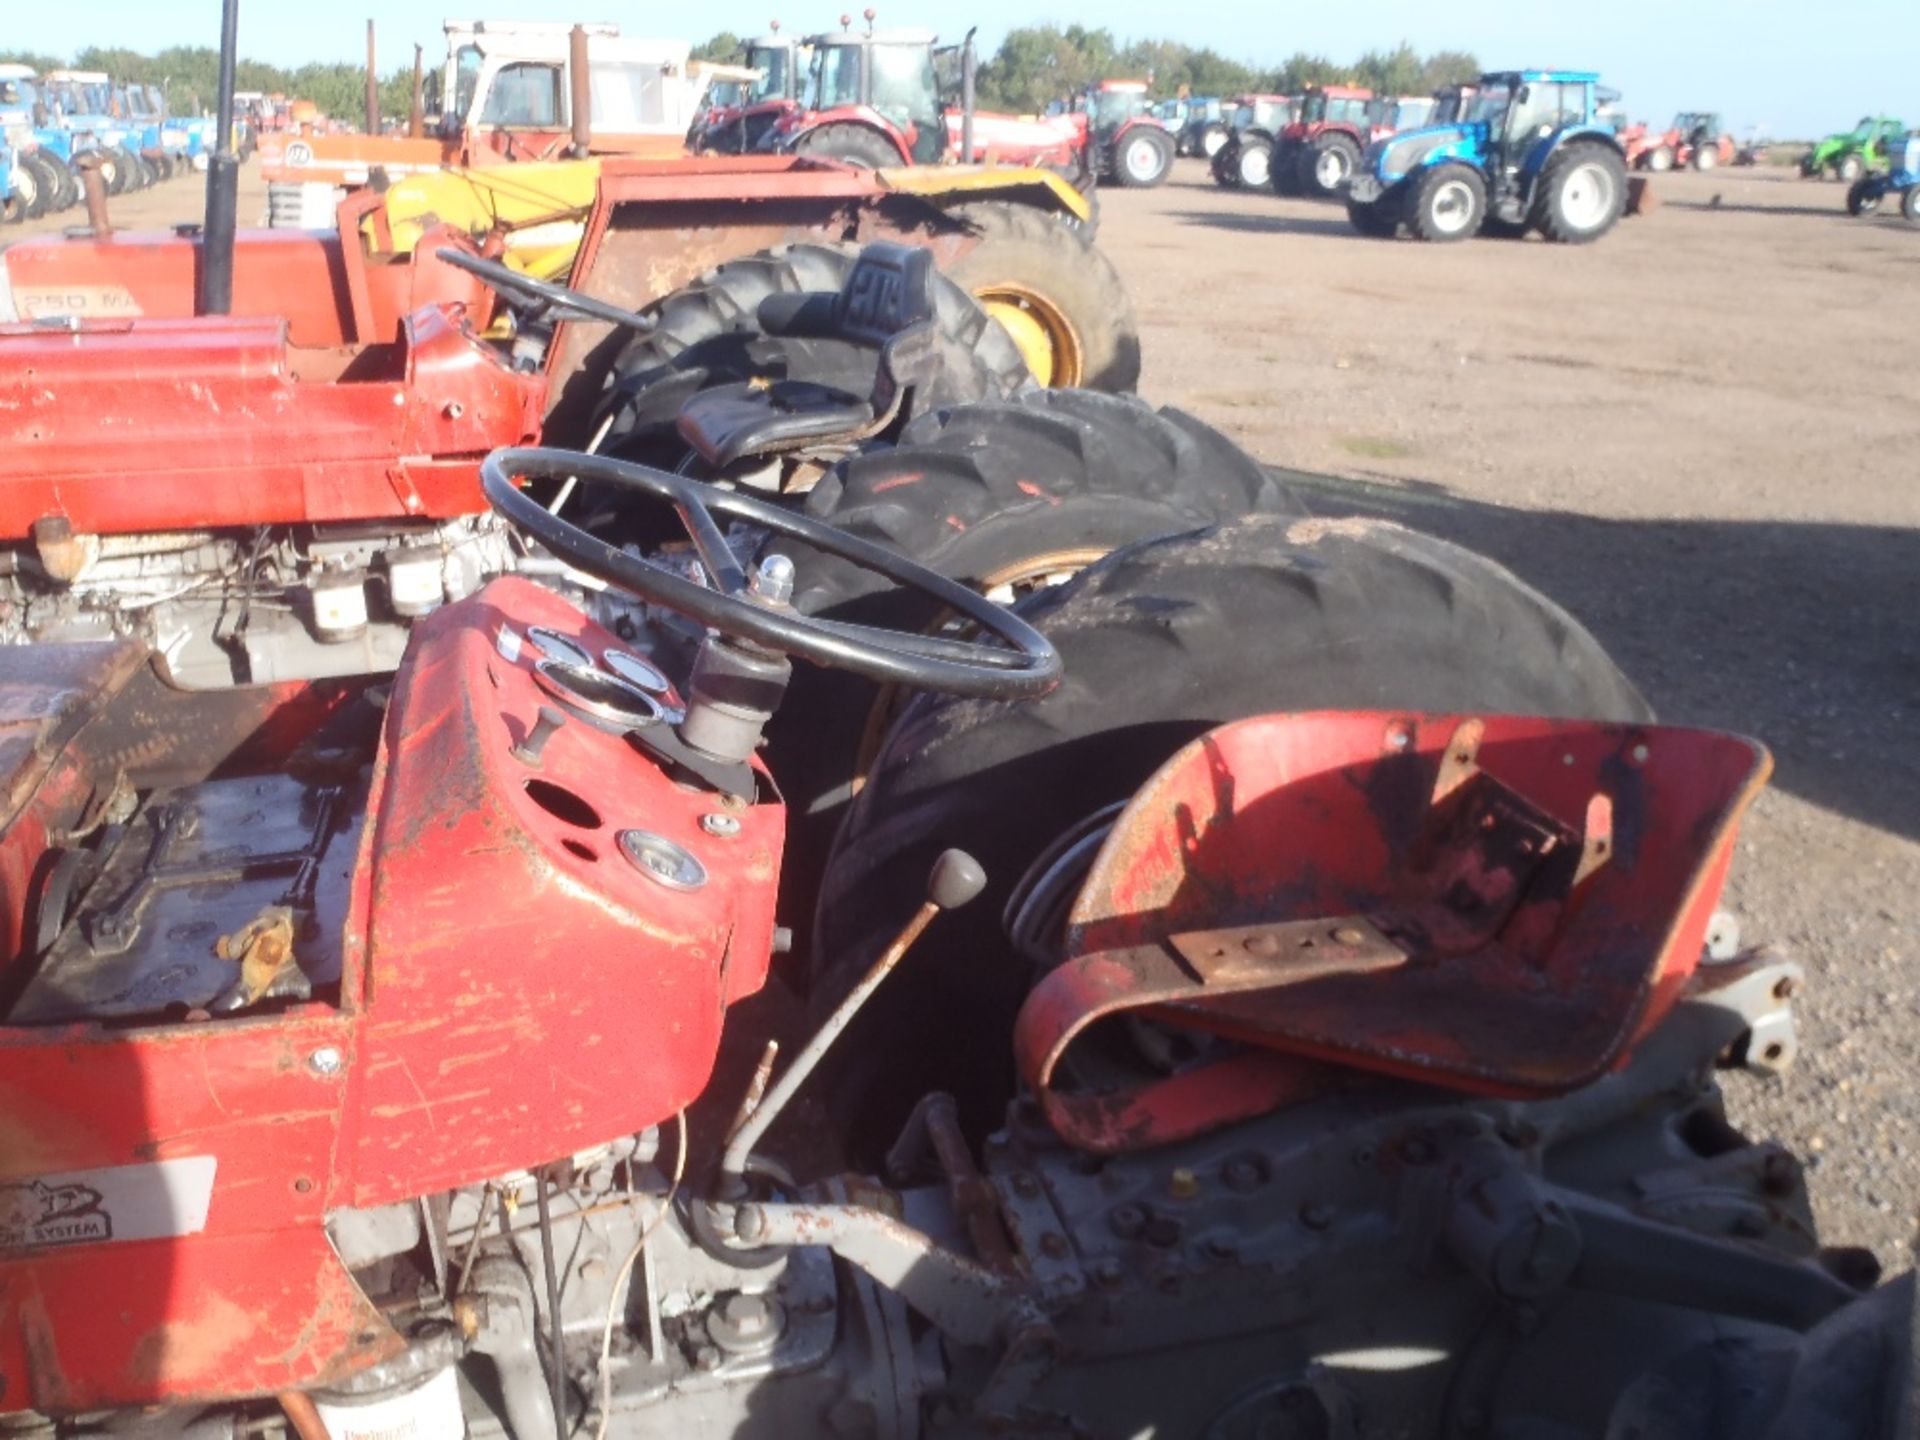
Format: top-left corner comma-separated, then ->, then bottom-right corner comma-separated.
0,306 -> 543,537
0,582 -> 783,1407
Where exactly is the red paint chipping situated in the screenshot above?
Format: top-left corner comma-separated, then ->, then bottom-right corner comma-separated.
1015,480 -> 1061,506
945,515 -> 967,532
872,471 -> 925,493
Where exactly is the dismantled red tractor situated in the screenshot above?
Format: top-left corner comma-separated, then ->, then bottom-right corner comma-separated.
0,469 -> 1902,1435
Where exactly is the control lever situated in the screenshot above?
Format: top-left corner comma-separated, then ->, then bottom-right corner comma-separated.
719,850 -> 987,1179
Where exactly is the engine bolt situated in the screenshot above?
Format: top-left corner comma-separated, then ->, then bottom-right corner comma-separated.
1242,932 -> 1281,957
1299,1202 -> 1333,1231
1039,1233 -> 1069,1260
1222,1155 -> 1265,1193
1332,926 -> 1366,946
1011,1172 -> 1041,1199
307,1047 -> 343,1077
701,813 -> 742,838
1109,1203 -> 1147,1239
1167,1168 -> 1199,1201
1092,1258 -> 1124,1288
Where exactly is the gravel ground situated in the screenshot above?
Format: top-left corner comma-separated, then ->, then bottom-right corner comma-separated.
1102,161 -> 1919,1273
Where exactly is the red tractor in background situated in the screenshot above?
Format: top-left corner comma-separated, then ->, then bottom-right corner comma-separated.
1624,111 -> 1734,171
691,25 -> 809,154
1082,79 -> 1176,187
1208,93 -> 1297,189
1272,82 -> 1379,198
772,18 -> 1089,188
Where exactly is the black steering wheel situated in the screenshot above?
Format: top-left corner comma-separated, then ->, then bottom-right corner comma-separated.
481,448 -> 1062,700
436,247 -> 654,331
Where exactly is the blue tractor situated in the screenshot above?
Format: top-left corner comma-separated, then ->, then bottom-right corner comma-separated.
1845,129 -> 1920,224
1345,69 -> 1630,244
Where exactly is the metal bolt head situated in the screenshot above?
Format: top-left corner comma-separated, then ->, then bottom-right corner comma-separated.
1039,1232 -> 1069,1259
1299,1201 -> 1333,1231
751,552 -> 795,605
1091,1258 -> 1124,1288
1109,1203 -> 1147,1239
1222,1155 -> 1265,1193
1332,926 -> 1366,946
1167,1167 -> 1200,1201
307,1046 -> 344,1077
701,812 -> 742,838
717,1291 -> 772,1336
1012,1172 -> 1041,1199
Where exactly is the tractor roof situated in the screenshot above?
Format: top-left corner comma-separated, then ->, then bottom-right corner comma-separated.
445,19 -> 620,38
1315,84 -> 1373,98
0,64 -> 37,81
811,28 -> 936,46
1099,80 -> 1150,93
43,70 -> 111,84
1481,69 -> 1601,85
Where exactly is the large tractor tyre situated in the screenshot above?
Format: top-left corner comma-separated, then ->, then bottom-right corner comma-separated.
812,516 -> 1654,1153
1115,126 -> 1174,188
1836,153 -> 1865,184
1235,137 -> 1274,190
26,155 -> 66,216
1,192 -> 23,226
1210,144 -> 1242,189
1346,195 -> 1400,238
1848,179 -> 1882,217
1691,144 -> 1719,172
762,390 -> 1303,934
36,152 -> 78,210
1304,133 -> 1362,197
1200,122 -> 1229,159
1535,142 -> 1629,245
1903,186 -> 1920,225
791,121 -> 904,169
592,241 -> 1032,465
1645,145 -> 1675,173
95,149 -> 127,195
1406,164 -> 1486,243
11,157 -> 48,220
938,201 -> 1141,392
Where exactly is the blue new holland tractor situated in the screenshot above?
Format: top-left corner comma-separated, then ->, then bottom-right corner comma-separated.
1845,129 -> 1920,223
1346,70 -> 1630,244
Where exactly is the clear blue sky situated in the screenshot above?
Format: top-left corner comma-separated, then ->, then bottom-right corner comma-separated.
12,1 -> 1903,138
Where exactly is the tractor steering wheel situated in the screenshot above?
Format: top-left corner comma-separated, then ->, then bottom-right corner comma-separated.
436,247 -> 653,331
481,448 -> 1062,700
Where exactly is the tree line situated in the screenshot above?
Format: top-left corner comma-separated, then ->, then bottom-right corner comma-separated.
694,29 -> 1479,113
0,44 -> 423,124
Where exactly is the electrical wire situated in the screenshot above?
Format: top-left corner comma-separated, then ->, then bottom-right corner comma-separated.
592,1111 -> 688,1440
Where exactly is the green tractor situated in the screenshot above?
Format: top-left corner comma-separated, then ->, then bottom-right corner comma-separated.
1802,115 -> 1906,181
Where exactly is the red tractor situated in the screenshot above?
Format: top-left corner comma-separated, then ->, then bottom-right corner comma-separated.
1624,111 -> 1735,172
1272,82 -> 1378,198
691,25 -> 808,154
1082,78 -> 1176,188
1208,93 -> 1297,189
771,20 -> 1088,186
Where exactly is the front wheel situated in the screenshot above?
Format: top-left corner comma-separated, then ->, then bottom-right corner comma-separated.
1235,137 -> 1272,190
11,157 -> 47,219
1837,154 -> 1865,184
1536,143 -> 1629,244
1407,165 -> 1485,242
1848,178 -> 1882,216
1305,135 -> 1361,198
1692,144 -> 1718,171
792,120 -> 905,169
1645,145 -> 1674,173
1346,194 -> 1399,238
1211,143 -> 1242,189
1200,123 -> 1229,159
1903,186 -> 1920,224
1116,128 -> 1173,188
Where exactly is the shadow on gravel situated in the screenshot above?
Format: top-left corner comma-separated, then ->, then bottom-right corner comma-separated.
1662,196 -> 1855,221
1280,469 -> 1920,842
1165,208 -> 1355,239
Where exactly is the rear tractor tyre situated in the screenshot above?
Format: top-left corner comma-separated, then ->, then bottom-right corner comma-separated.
1836,154 -> 1865,184
812,517 -> 1655,1153
1211,143 -> 1243,189
1,193 -> 23,226
11,157 -> 47,220
792,121 -> 904,169
37,152 -> 78,210
762,389 -> 1304,919
1116,127 -> 1174,188
1645,145 -> 1674,173
1903,186 -> 1920,225
1406,165 -> 1486,243
591,241 -> 1031,466
1200,123 -> 1229,159
1535,142 -> 1629,244
1305,134 -> 1361,197
1692,144 -> 1718,172
1847,179 -> 1882,217
1235,137 -> 1273,190
939,200 -> 1142,392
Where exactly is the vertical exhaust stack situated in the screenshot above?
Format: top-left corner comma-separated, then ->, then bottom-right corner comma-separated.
199,0 -> 242,316
569,25 -> 591,157
961,27 -> 977,166
364,20 -> 379,136
409,44 -> 425,138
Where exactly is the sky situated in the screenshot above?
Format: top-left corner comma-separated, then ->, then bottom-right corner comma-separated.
10,1 -> 1904,139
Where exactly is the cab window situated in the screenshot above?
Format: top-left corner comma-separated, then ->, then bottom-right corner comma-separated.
481,63 -> 563,128
591,62 -> 666,128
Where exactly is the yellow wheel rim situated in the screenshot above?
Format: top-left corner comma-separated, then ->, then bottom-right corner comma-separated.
974,284 -> 1084,389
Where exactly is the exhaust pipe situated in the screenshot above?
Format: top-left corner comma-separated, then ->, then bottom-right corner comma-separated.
364,19 -> 379,136
199,0 -> 241,316
961,26 -> 976,165
569,24 -> 591,157
409,44 -> 425,138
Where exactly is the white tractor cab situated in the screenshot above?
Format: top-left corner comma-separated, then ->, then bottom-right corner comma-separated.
422,21 -> 708,151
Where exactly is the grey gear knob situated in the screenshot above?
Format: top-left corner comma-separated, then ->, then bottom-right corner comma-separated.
927,849 -> 987,910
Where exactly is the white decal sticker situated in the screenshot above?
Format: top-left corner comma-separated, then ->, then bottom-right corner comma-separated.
0,1156 -> 217,1252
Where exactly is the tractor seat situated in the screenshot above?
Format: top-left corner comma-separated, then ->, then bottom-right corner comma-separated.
676,242 -> 941,469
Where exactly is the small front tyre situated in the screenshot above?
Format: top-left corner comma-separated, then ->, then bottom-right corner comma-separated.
1407,165 -> 1485,242
1903,186 -> 1920,225
1235,138 -> 1272,190
1836,154 -> 1865,184
1346,195 -> 1399,238
1848,178 -> 1882,216
1116,127 -> 1174,188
